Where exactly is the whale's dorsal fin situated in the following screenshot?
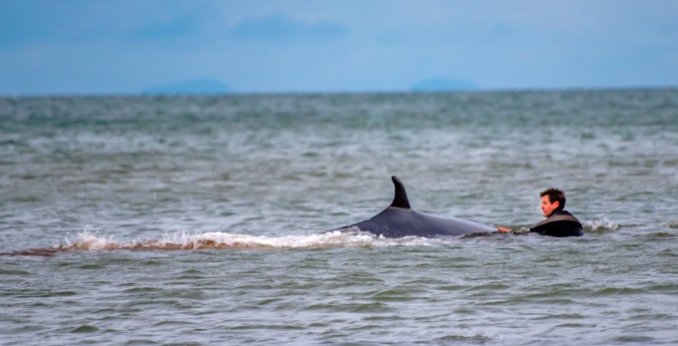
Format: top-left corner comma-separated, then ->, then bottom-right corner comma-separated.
390,176 -> 411,209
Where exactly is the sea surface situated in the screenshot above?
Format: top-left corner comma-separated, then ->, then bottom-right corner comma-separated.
1,90 -> 677,345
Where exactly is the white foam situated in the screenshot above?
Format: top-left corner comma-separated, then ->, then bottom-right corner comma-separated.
583,218 -> 620,232
57,229 -> 438,251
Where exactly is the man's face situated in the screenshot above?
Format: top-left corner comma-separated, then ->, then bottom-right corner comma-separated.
541,195 -> 559,217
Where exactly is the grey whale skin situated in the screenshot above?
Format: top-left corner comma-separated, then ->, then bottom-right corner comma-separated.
335,176 -> 496,238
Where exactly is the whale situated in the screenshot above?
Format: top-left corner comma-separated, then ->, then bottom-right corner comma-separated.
334,176 -> 496,238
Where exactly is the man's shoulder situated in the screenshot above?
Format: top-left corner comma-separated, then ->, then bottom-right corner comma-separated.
555,210 -> 581,222
531,210 -> 584,237
534,210 -> 581,226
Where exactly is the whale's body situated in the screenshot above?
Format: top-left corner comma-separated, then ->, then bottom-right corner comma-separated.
335,176 -> 495,238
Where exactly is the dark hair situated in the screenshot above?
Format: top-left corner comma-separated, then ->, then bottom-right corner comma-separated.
540,188 -> 565,211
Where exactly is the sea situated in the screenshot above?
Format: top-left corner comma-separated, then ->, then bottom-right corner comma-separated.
1,90 -> 677,345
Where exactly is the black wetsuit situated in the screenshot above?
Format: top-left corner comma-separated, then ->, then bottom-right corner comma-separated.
530,210 -> 584,237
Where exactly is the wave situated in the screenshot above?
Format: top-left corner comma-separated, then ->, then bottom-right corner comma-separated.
583,218 -> 620,233
0,218 -> 635,256
60,219 -> 623,249
495,218 -> 621,235
0,229 -> 438,256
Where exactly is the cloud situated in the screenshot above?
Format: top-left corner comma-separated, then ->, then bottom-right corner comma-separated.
125,17 -> 199,41
1,1 -> 677,95
65,17 -> 201,44
70,12 -> 210,44
227,14 -> 349,41
0,2 -> 210,49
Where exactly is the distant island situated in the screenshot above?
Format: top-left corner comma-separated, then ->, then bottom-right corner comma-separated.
411,78 -> 477,92
143,79 -> 230,95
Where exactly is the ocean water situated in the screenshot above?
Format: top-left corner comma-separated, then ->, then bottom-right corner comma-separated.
1,90 -> 677,345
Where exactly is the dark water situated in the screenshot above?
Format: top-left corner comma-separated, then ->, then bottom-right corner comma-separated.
1,90 -> 678,345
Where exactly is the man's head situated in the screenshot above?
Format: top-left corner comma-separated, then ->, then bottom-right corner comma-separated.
539,188 -> 565,217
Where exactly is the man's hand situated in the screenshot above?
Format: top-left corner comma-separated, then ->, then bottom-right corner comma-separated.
497,227 -> 512,233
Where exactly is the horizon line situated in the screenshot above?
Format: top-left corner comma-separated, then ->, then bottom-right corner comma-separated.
1,85 -> 676,99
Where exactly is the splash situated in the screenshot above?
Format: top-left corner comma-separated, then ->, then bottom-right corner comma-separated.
668,220 -> 678,229
495,219 -> 621,235
26,229 -> 437,253
584,218 -> 620,232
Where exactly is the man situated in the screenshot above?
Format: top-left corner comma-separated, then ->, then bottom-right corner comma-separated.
498,188 -> 584,237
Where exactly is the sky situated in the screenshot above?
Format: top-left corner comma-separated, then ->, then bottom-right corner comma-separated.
1,0 -> 677,95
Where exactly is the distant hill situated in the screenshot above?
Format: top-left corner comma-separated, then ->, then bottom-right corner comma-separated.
143,79 -> 230,95
411,78 -> 477,92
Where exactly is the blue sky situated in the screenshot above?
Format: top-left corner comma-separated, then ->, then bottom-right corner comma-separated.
1,0 -> 677,95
